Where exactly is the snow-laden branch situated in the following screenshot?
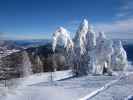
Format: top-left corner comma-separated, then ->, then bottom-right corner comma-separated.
52,27 -> 74,52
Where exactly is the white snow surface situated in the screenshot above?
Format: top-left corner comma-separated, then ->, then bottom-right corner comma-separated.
0,70 -> 133,100
1,76 -> 116,100
16,70 -> 73,86
91,72 -> 133,100
0,70 -> 73,100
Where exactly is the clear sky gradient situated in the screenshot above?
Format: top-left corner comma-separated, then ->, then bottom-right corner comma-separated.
0,0 -> 133,40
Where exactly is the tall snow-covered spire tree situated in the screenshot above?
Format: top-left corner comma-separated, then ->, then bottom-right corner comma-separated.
73,19 -> 88,55
72,19 -> 90,75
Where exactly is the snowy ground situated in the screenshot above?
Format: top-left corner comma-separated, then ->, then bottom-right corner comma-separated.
91,73 -> 133,100
0,75 -> 118,100
0,70 -> 73,87
0,70 -> 133,100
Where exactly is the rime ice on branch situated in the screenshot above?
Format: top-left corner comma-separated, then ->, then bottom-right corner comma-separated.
52,27 -> 73,53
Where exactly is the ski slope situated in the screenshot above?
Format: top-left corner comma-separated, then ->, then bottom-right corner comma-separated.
0,70 -> 133,100
0,74 -> 118,100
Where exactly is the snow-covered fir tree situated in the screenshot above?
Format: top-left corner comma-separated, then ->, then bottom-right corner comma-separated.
52,19 -> 128,76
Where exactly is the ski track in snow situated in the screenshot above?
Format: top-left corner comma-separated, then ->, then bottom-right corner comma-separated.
0,71 -> 133,100
90,72 -> 133,100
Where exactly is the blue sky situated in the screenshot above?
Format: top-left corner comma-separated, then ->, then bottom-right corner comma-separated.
0,0 -> 133,40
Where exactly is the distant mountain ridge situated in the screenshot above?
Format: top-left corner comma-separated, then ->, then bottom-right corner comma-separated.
0,39 -> 51,49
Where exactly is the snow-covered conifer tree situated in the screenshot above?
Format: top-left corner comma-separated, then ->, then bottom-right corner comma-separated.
111,40 -> 128,71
